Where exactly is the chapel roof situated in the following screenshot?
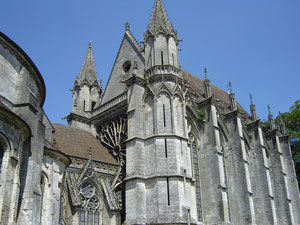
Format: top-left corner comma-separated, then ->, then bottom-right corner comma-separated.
182,70 -> 250,119
51,123 -> 118,165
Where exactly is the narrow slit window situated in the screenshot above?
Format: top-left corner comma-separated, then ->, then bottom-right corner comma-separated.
164,139 -> 168,158
87,211 -> 93,225
163,104 -> 166,127
79,210 -> 85,225
83,100 -> 86,111
91,101 -> 96,110
161,51 -> 164,65
94,212 -> 100,225
167,178 -> 170,206
172,53 -> 175,66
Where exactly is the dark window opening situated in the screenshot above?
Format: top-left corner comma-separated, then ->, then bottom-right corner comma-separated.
164,139 -> 168,158
94,213 -> 100,225
92,101 -> 96,110
163,104 -> 166,127
161,51 -> 164,65
79,210 -> 85,225
83,100 -> 86,111
167,178 -> 170,206
172,53 -> 175,66
123,60 -> 131,74
88,211 -> 93,225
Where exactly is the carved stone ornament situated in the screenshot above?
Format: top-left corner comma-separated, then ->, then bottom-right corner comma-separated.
98,116 -> 127,165
79,182 -> 100,212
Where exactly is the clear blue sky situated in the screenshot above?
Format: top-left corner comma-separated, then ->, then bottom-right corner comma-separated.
1,0 -> 299,124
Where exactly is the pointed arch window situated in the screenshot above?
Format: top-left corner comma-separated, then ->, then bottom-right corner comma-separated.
79,181 -> 101,225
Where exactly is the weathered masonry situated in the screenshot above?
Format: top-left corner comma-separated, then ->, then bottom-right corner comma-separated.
0,0 -> 299,224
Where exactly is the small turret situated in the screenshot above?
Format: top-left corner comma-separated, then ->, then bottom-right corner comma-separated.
72,41 -> 102,113
144,0 -> 181,70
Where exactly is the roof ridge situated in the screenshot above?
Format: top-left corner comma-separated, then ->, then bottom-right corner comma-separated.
125,23 -> 143,52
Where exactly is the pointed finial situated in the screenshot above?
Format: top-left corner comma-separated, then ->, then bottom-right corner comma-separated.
125,22 -> 130,31
268,105 -> 276,130
89,40 -> 92,48
204,68 -> 211,98
88,147 -> 92,159
229,81 -> 233,94
250,94 -> 253,105
278,111 -> 287,134
249,94 -> 258,121
204,67 -> 208,80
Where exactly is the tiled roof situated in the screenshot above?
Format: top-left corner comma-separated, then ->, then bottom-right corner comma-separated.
51,123 -> 118,165
182,70 -> 249,119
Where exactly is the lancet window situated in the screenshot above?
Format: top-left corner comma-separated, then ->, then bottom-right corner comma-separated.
79,182 -> 101,225
187,120 -> 203,221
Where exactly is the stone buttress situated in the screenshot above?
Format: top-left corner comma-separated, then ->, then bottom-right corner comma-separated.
124,0 -> 197,223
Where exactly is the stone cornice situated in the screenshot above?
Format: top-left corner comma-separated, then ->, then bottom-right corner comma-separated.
44,147 -> 71,166
246,120 -> 260,131
67,113 -> 91,125
197,96 -> 213,108
224,109 -> 239,121
126,133 -> 188,143
92,92 -> 127,118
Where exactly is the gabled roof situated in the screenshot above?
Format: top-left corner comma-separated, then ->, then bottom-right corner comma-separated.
148,0 -> 173,34
76,41 -> 98,86
51,123 -> 118,165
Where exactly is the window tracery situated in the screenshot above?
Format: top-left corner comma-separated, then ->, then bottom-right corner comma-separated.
98,116 -> 127,165
187,119 -> 202,221
79,181 -> 101,225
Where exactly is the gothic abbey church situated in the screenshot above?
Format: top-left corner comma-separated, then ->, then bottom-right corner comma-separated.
0,0 -> 299,224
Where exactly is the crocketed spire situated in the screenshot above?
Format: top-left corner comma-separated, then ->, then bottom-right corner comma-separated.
77,41 -> 98,86
148,0 -> 174,34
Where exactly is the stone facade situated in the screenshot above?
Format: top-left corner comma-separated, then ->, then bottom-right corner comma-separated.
0,0 -> 300,224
